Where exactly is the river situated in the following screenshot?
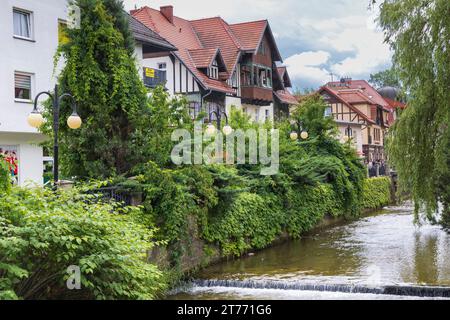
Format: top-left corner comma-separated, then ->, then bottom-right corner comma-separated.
170,204 -> 450,300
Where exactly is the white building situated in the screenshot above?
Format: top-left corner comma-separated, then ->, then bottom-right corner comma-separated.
0,0 -> 69,186
0,0 -> 176,186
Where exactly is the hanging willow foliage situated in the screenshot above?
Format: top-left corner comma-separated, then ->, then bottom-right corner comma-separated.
378,0 -> 450,224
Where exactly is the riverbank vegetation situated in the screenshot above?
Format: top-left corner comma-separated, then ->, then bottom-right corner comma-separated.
362,177 -> 391,210
0,185 -> 163,300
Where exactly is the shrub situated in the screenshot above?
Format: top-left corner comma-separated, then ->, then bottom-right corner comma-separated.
0,186 -> 163,300
0,155 -> 10,193
203,192 -> 283,256
361,177 -> 392,209
285,184 -> 341,237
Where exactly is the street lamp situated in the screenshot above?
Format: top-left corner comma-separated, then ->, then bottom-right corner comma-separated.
206,106 -> 233,136
28,85 -> 82,188
290,120 -> 308,141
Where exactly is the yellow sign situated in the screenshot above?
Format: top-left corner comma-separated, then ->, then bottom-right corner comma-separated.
145,68 -> 155,78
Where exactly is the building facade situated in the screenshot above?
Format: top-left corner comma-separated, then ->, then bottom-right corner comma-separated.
131,5 -> 298,124
319,78 -> 404,163
0,0 -> 70,186
0,0 -> 176,186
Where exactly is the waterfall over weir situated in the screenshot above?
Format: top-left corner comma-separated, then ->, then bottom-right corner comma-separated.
169,207 -> 450,300
192,279 -> 450,298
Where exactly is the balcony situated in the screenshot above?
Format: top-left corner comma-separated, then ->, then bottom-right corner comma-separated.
143,67 -> 166,88
241,86 -> 273,106
240,63 -> 274,106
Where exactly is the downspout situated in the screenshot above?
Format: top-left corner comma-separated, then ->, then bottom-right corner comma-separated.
201,89 -> 213,113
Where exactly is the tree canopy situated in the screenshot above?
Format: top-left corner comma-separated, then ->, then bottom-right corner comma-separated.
378,0 -> 450,225
45,0 -> 150,179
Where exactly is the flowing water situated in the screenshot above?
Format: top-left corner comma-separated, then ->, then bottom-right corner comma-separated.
170,204 -> 450,300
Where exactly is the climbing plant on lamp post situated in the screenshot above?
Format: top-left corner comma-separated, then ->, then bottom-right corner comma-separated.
28,85 -> 82,188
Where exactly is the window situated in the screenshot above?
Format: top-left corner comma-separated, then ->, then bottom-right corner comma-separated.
324,106 -> 333,117
345,126 -> 353,137
374,128 -> 381,142
265,109 -> 269,121
259,42 -> 266,55
58,20 -> 69,45
208,60 -> 219,80
13,8 -> 32,39
158,63 -> 167,70
14,72 -> 32,101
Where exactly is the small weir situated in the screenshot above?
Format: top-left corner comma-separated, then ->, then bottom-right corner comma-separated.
170,205 -> 450,300
192,279 -> 450,298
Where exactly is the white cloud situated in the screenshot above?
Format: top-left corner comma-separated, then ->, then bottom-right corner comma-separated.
285,51 -> 331,85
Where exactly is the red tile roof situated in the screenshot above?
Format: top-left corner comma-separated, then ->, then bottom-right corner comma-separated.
327,80 -> 390,111
188,48 -> 224,69
132,6 -> 286,95
131,6 -> 234,94
274,90 -> 298,105
229,20 -> 268,51
190,17 -> 242,74
384,97 -> 406,110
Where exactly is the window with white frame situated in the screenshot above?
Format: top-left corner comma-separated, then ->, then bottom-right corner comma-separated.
209,60 -> 219,80
158,62 -> 167,70
14,72 -> 33,101
13,8 -> 33,39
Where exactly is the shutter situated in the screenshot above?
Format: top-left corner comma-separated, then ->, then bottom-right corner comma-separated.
15,73 -> 31,89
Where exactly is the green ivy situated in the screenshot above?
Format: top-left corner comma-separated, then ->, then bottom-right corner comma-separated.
361,177 -> 392,210
203,192 -> 283,256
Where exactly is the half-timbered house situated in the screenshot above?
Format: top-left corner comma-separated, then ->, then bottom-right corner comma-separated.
131,5 -> 297,124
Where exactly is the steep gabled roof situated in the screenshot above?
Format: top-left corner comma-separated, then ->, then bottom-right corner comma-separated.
190,17 -> 242,74
277,66 -> 292,89
274,90 -> 298,105
131,6 -> 234,94
229,20 -> 282,61
128,14 -> 177,51
327,80 -> 390,111
320,86 -> 376,124
188,48 -> 227,71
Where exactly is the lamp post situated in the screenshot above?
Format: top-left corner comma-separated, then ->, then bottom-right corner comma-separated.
27,85 -> 82,188
290,120 -> 308,141
205,106 -> 233,136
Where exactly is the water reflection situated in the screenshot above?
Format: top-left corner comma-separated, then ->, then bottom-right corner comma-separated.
198,206 -> 450,286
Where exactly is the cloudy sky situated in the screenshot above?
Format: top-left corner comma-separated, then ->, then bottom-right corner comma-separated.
122,0 -> 392,91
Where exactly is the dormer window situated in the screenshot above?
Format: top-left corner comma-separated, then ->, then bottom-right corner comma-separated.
208,60 -> 219,80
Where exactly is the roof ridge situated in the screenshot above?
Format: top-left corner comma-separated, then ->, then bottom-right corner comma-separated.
218,17 -> 243,49
229,19 -> 268,26
190,16 -> 222,22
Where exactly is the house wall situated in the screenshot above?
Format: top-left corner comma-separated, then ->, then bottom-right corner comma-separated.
0,133 -> 46,186
0,0 -> 69,186
142,54 -> 200,95
242,103 -> 274,123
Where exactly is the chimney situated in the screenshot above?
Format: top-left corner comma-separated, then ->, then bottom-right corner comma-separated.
160,6 -> 174,24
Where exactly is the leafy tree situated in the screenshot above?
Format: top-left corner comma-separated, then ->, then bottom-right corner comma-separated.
379,0 -> 450,225
44,0 -> 151,179
369,67 -> 402,89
